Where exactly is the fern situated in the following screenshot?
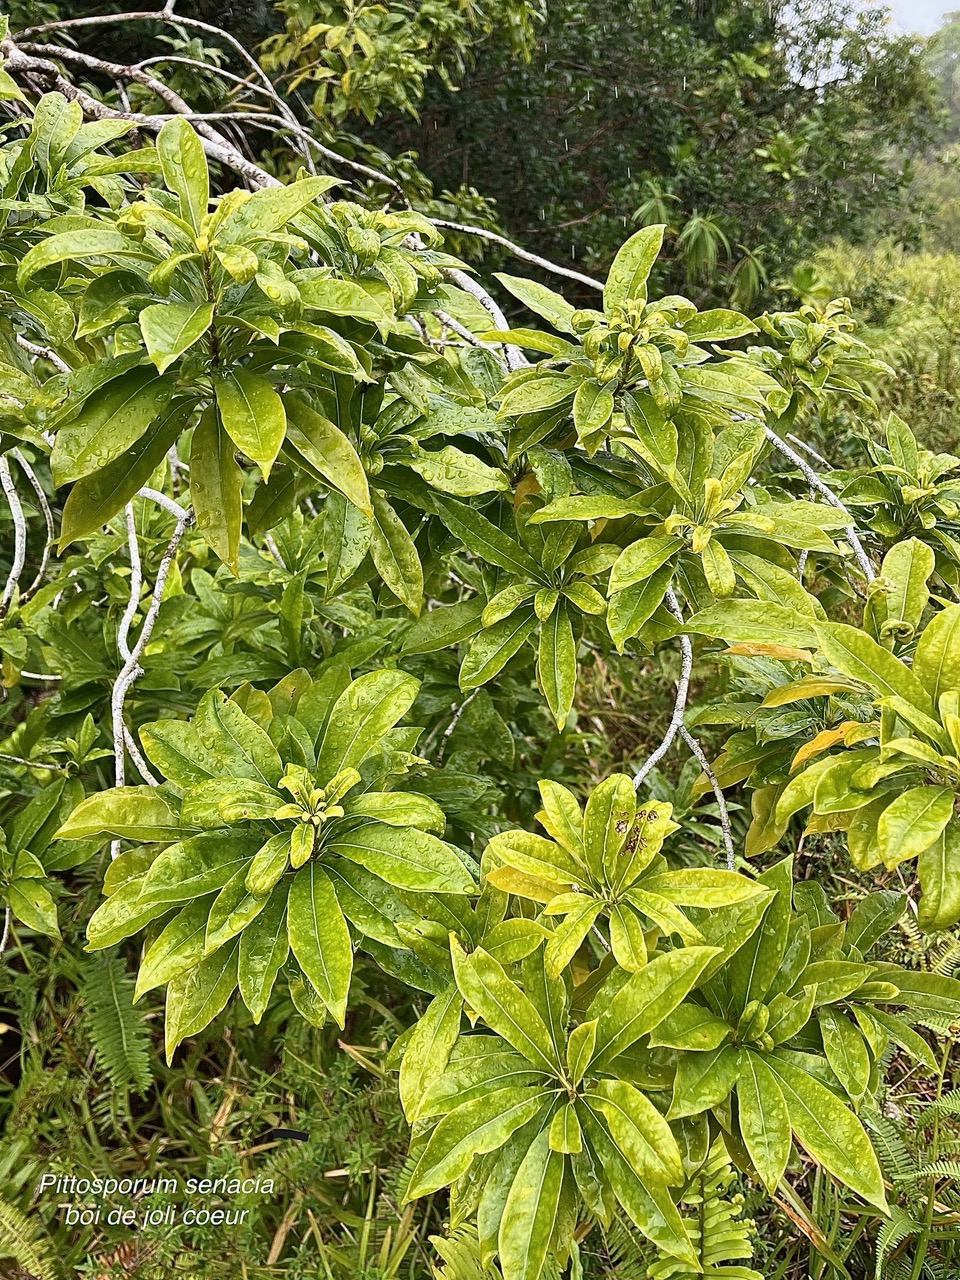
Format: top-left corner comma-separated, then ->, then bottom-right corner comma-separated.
83,953 -> 151,1099
865,1109 -> 914,1181
430,1226 -> 563,1280
918,1089 -> 960,1123
0,1194 -> 58,1280
647,1139 -> 761,1280
928,937 -> 960,977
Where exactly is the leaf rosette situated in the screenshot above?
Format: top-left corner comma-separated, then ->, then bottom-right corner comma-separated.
57,667 -> 475,1055
484,775 -> 766,973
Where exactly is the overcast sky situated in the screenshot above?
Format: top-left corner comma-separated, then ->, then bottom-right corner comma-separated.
890,1 -> 951,34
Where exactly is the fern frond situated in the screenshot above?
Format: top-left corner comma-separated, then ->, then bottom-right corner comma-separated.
84,953 -> 152,1098
918,1089 -> 960,1123
875,1205 -> 921,1279
899,1160 -> 960,1184
864,1109 -> 915,1182
928,938 -> 960,978
647,1139 -> 761,1280
0,1194 -> 58,1280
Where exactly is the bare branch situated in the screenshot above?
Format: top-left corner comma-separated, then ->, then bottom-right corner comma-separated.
0,455 -> 27,618
111,497 -> 193,837
11,449 -> 52,599
118,504 -> 143,664
765,425 -> 875,582
433,219 -> 603,292
678,726 -> 735,871
16,333 -> 70,375
443,267 -> 527,371
2,38 -> 279,188
632,587 -> 692,787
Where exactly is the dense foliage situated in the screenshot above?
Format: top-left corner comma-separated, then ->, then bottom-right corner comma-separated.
1,6 -> 960,1280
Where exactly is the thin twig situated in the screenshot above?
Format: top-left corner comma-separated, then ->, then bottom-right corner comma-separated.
11,449 -> 52,598
433,219 -> 603,292
15,333 -> 70,375
124,725 -> 159,786
678,726 -> 735,871
443,267 -> 526,371
0,907 -> 9,958
111,503 -> 192,840
631,588 -> 735,867
117,504 -> 143,664
632,587 -> 692,788
0,750 -> 67,770
764,425 -> 875,582
0,455 -> 27,618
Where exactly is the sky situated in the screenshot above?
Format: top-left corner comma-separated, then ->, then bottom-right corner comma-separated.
890,0 -> 951,33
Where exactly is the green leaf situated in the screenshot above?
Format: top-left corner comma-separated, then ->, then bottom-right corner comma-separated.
460,610 -> 538,689
668,1044 -> 740,1118
296,273 -> 393,327
59,407 -> 183,545
573,379 -> 614,437
686,600 -> 817,649
407,445 -> 508,497
401,598 -> 485,655
135,899 -> 209,998
190,406 -> 242,572
399,984 -> 462,1122
332,823 -> 474,893
452,941 -> 558,1072
238,883 -> 290,1022
918,822 -> 960,930
6,879 -> 59,938
139,301 -> 213,374
369,492 -> 423,614
164,940 -> 239,1061
819,1007 -> 870,1101
591,946 -> 720,1067
405,1086 -> 547,1199
765,1054 -> 886,1210
287,862 -> 352,1026
622,391 -> 678,476
204,863 -> 268,953
494,273 -> 577,333
914,603 -> 960,703
157,116 -> 209,231
214,369 -> 285,478
139,833 -> 262,904
87,878 -> 178,950
57,787 -> 180,842
498,1130 -> 566,1280
609,535 -> 683,595
17,228 -> 132,287
537,602 -> 576,730
431,494 -> 543,579
886,412 -> 919,475
583,773 -> 635,882
881,538 -> 935,634
815,622 -> 933,717
51,367 -> 174,487
607,563 -> 674,651
323,490 -> 371,591
317,668 -> 419,775
196,691 -> 283,785
284,393 -> 371,516
877,786 -> 953,868
738,1050 -> 790,1193
585,1077 -> 683,1183
604,224 -> 665,309
683,309 -> 757,342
